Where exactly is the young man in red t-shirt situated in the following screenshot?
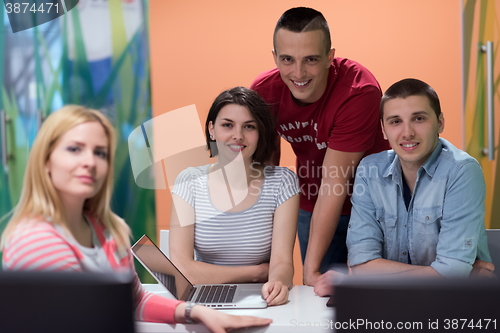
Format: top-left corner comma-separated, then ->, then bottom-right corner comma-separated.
251,7 -> 389,289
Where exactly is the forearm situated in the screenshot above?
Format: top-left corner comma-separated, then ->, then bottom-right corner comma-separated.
351,258 -> 441,277
175,258 -> 268,285
304,174 -> 347,272
174,302 -> 212,324
174,302 -> 211,324
268,260 -> 293,288
303,192 -> 343,274
174,302 -> 188,323
304,149 -> 364,280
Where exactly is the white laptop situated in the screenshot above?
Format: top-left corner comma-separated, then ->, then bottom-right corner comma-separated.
131,234 -> 268,309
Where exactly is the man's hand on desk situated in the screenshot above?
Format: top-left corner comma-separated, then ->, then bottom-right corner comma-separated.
313,270 -> 347,297
303,268 -> 322,287
262,280 -> 289,306
310,260 -> 497,298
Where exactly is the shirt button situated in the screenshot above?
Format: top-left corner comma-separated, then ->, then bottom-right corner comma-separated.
402,251 -> 407,255
404,225 -> 407,227
425,216 -> 430,220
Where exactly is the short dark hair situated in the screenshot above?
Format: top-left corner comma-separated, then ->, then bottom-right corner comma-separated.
273,7 -> 331,55
380,78 -> 441,119
205,87 -> 276,164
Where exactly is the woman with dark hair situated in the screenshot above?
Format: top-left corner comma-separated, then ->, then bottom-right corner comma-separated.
170,87 -> 300,306
1,105 -> 272,332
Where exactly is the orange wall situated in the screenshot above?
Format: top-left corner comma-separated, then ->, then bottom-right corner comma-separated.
150,0 -> 463,285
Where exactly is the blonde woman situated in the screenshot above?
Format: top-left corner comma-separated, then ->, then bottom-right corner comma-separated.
1,105 -> 271,332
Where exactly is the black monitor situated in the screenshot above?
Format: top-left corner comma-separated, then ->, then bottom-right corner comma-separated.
335,277 -> 500,332
0,271 -> 136,333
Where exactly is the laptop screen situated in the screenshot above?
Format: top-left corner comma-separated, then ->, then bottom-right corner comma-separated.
131,234 -> 193,301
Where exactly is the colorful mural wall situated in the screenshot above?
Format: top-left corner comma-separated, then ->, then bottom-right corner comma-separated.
464,0 -> 500,228
0,0 -> 156,277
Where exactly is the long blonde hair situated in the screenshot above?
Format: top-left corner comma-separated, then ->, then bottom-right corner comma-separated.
0,105 -> 131,251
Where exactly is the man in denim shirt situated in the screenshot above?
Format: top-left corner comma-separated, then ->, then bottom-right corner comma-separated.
345,78 -> 493,278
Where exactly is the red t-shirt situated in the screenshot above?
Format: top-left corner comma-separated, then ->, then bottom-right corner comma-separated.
251,57 -> 390,214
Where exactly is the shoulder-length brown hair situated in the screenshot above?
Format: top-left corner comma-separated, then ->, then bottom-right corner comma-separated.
205,87 -> 276,164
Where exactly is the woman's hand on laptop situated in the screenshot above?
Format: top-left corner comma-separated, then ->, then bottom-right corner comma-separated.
178,303 -> 272,332
262,280 -> 289,306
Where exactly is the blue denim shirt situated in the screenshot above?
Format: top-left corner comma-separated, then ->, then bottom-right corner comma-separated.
347,138 -> 491,277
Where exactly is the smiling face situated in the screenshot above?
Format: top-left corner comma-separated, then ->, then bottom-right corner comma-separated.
273,28 -> 334,105
208,104 -> 259,164
381,95 -> 445,173
46,121 -> 109,206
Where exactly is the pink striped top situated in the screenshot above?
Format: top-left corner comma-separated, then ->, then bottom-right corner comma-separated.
2,215 -> 182,323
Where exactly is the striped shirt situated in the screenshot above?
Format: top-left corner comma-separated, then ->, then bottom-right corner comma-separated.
2,215 -> 182,323
172,164 -> 300,266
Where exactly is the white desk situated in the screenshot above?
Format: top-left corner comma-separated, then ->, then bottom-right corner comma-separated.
136,284 -> 335,332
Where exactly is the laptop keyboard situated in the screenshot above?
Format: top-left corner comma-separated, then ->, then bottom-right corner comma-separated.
193,285 -> 237,303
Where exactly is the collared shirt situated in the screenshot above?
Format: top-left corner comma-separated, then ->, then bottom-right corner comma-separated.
347,138 -> 491,277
